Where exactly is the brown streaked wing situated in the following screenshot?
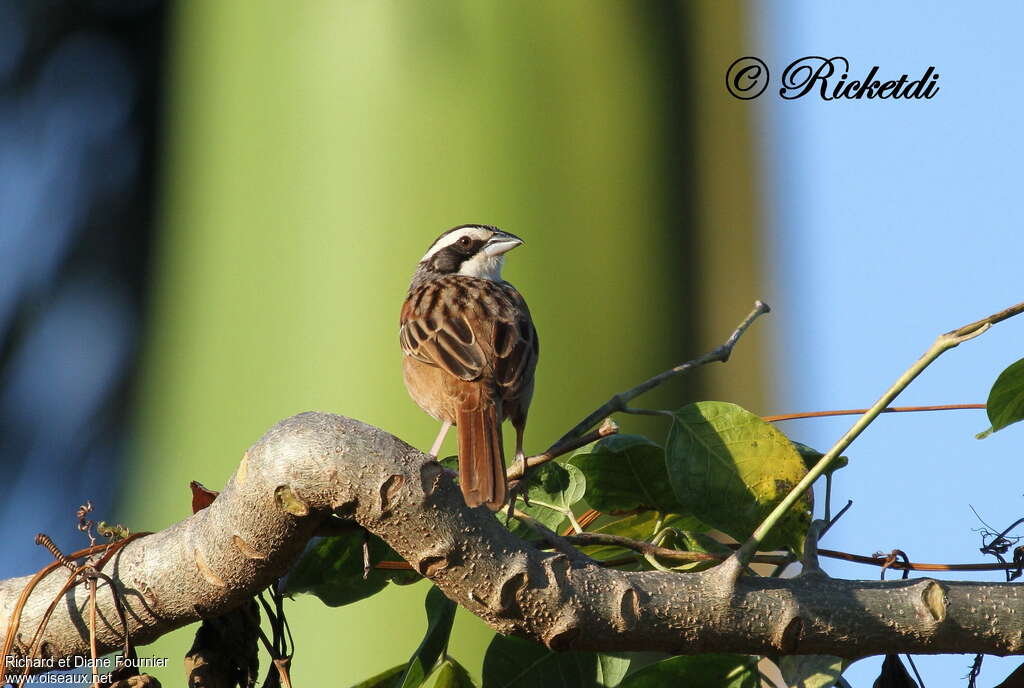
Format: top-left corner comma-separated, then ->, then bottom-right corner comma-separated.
400,286 -> 486,381
494,289 -> 538,391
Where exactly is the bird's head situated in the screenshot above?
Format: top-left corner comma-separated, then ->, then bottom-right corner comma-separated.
416,224 -> 524,282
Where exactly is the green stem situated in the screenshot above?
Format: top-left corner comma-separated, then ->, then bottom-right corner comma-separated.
734,300 -> 1024,567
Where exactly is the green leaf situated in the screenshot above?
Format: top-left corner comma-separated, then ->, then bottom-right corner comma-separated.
983,357 -> 1024,435
778,655 -> 847,688
665,402 -> 811,551
482,634 -> 630,688
420,658 -> 478,688
348,663 -> 407,688
508,462 -> 586,537
791,441 -> 849,474
397,586 -> 459,688
578,512 -> 713,568
285,531 -> 417,606
618,654 -> 759,688
569,435 -> 685,514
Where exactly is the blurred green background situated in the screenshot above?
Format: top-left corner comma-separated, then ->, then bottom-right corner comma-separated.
124,1 -> 765,684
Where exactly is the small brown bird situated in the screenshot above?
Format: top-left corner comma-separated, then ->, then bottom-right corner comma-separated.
400,225 -> 539,510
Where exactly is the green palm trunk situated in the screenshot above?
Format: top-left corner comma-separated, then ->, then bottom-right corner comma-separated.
126,2 -> 761,683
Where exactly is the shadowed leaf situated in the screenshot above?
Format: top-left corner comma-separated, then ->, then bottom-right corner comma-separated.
284,531 -> 416,607
483,634 -> 629,688
618,654 -> 759,688
871,654 -> 917,687
396,586 -> 458,688
349,663 -> 406,688
569,435 -> 685,514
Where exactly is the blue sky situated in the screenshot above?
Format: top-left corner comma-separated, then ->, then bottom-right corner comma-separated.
756,2 -> 1024,684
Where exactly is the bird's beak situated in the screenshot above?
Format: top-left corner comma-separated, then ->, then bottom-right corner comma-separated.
483,232 -> 524,257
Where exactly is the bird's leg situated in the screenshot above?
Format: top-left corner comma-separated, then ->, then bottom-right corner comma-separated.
513,422 -> 527,480
429,420 -> 452,457
502,422 -> 531,524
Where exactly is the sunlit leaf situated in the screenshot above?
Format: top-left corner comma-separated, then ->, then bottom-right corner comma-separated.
983,357 -> 1024,435
397,586 -> 459,688
569,435 -> 685,513
665,402 -> 811,551
285,531 -> 416,606
483,634 -> 629,688
778,655 -> 847,688
618,654 -> 759,688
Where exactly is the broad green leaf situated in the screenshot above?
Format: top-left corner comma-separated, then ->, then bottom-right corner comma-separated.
482,634 -> 630,688
983,357 -> 1024,435
421,658 -> 478,688
791,441 -> 849,475
569,435 -> 685,513
508,462 -> 586,537
285,531 -> 417,606
666,402 -> 811,551
349,663 -> 406,688
618,654 -> 759,688
397,586 -> 459,688
778,655 -> 847,688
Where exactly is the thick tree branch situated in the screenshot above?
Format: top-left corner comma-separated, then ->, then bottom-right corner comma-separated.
2,412 -> 1024,671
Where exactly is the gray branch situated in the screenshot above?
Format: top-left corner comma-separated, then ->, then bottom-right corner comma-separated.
2,412 -> 1022,670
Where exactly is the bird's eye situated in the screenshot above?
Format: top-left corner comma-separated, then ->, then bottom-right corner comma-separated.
458,236 -> 472,248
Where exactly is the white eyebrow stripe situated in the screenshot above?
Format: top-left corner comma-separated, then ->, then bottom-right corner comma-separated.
420,226 -> 492,263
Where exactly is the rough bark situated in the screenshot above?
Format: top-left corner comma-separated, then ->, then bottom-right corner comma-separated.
2,412 -> 1023,669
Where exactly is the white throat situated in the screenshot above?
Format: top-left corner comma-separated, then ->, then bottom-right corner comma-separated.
458,253 -> 505,281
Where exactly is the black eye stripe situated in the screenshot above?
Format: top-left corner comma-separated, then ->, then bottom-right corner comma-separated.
426,237 -> 488,274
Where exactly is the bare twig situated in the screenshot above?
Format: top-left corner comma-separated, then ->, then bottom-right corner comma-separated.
510,509 -> 590,562
733,299 -> 1024,570
821,500 -> 853,538
817,549 -> 1021,572
547,301 -> 770,450
88,576 -> 99,688
763,403 -> 986,423
560,531 -> 790,567
507,418 -> 619,481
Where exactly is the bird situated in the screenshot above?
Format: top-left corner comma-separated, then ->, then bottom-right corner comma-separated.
400,224 -> 539,510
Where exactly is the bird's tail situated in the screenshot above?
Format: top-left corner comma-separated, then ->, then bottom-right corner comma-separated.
457,401 -> 507,510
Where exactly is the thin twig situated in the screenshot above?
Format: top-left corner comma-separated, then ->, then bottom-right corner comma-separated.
763,403 -> 986,423
733,299 -> 1024,569
510,509 -> 590,562
817,549 -> 1021,572
547,301 -> 770,451
88,576 -> 99,688
507,418 -> 619,481
561,532 -> 790,566
821,500 -> 854,538
905,654 -> 925,688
